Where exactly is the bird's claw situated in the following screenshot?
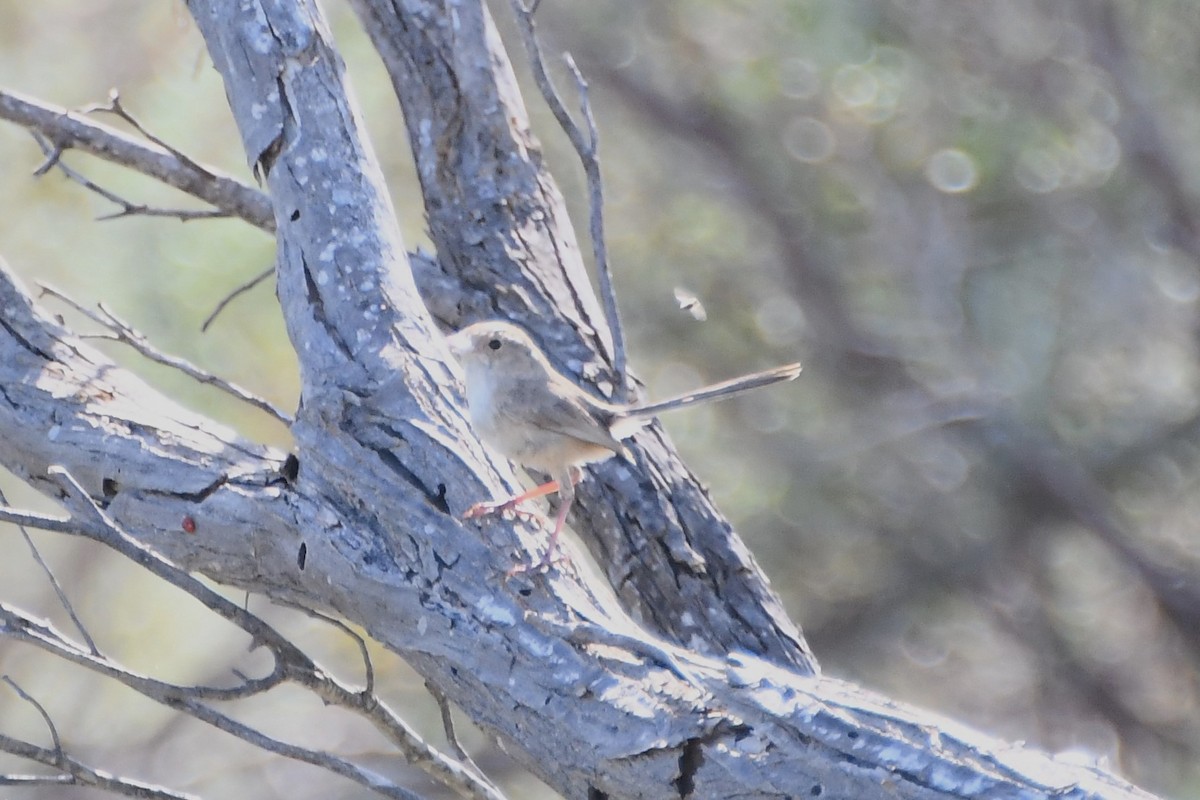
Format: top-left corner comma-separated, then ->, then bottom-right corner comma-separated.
505,550 -> 568,577
462,500 -> 542,524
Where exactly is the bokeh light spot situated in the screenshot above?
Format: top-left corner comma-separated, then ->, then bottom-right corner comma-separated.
779,57 -> 820,100
783,116 -> 836,164
832,63 -> 878,108
925,148 -> 979,194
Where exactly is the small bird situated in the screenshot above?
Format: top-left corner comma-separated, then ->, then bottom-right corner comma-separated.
447,320 -> 801,571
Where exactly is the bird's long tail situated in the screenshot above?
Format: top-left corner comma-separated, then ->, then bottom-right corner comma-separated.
627,362 -> 801,419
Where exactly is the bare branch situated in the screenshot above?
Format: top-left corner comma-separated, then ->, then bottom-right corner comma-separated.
0,678 -> 195,800
275,600 -> 376,694
0,87 -> 280,336
0,87 -> 274,231
1,472 -> 506,800
0,734 -> 197,799
427,680 -> 480,773
39,284 -> 292,426
84,90 -> 217,180
0,603 -> 436,799
0,3 -> 1170,796
507,0 -> 627,395
201,265 -> 275,332
2,676 -> 64,761
1,598 -> 283,702
165,697 -> 429,800
0,484 -> 99,655
14,528 -> 98,654
313,677 -> 506,800
0,774 -> 74,787
0,506 -> 84,535
31,133 -> 234,224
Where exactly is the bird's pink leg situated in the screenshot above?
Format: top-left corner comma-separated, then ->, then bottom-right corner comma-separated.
500,467 -> 582,575
462,479 -> 561,520
507,493 -> 573,576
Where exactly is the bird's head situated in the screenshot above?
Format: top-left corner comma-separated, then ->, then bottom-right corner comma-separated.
446,320 -> 553,385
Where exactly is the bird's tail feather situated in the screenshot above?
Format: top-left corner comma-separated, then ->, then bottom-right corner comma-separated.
627,362 -> 801,419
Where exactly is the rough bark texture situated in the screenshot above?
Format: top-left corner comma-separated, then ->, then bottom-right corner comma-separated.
0,0 -> 1163,798
349,0 -> 818,676
0,258 -> 1158,798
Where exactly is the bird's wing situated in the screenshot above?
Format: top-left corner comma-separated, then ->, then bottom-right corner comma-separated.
523,383 -> 627,454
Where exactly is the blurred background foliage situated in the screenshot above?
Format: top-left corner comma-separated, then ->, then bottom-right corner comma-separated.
1,0 -> 1198,798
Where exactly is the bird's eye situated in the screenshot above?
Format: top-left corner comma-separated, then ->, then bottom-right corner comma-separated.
487,338 -> 502,351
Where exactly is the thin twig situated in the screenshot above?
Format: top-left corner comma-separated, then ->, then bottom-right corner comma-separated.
508,0 -> 628,397
201,265 -> 275,333
1,595 -> 284,703
1,602 -> 410,796
427,679 -> 481,774
38,283 -> 292,426
0,506 -> 83,535
15,528 -> 98,655
275,600 -> 376,694
84,90 -> 214,178
0,775 -> 74,787
0,485 -> 99,655
1,678 -> 194,797
164,696 -> 426,800
562,53 -> 621,379
309,670 -> 505,800
0,733 -> 197,799
32,133 -> 234,224
2,676 -> 64,762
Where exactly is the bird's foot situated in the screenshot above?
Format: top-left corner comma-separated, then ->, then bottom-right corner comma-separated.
462,499 -> 542,525
505,549 -> 568,577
